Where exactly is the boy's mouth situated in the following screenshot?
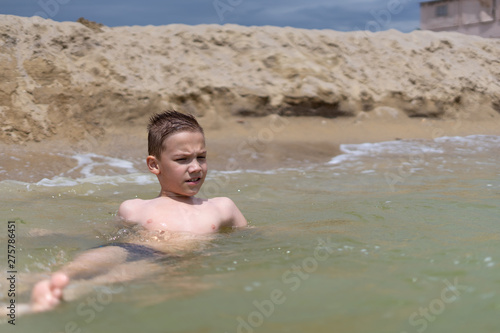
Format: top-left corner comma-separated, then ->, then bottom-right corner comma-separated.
186,177 -> 201,183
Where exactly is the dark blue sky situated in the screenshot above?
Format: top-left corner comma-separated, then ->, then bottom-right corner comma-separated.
1,0 -> 422,32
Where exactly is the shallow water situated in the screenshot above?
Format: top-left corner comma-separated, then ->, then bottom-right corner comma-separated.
1,135 -> 499,333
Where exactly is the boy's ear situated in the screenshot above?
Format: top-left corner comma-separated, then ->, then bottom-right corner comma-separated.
146,156 -> 160,175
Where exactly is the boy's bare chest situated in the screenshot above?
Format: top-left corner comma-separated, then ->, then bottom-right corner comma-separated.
140,202 -> 221,234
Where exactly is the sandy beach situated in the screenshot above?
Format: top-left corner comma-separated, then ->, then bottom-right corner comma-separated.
1,15 -> 500,181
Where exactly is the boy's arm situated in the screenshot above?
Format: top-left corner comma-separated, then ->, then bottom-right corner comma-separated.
219,197 -> 247,228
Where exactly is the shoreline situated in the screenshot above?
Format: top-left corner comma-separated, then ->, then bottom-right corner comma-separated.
2,115 -> 499,183
1,16 -> 500,182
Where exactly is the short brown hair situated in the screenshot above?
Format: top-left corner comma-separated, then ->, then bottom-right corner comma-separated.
147,110 -> 204,158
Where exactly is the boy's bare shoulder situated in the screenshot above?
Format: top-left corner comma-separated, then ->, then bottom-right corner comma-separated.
207,196 -> 233,205
118,198 -> 145,221
207,196 -> 237,211
208,197 -> 247,228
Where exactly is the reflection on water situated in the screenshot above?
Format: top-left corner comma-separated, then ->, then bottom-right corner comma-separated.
1,135 -> 499,333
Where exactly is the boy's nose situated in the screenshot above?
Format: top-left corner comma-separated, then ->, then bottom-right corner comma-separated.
188,160 -> 202,173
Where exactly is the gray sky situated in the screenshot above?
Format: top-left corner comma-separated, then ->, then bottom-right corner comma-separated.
1,0 -> 422,32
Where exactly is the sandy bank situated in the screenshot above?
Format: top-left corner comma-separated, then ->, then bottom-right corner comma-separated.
1,15 -> 500,144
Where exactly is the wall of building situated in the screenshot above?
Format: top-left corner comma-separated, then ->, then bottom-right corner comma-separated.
420,0 -> 500,38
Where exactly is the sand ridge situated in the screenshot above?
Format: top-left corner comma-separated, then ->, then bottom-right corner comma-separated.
1,15 -> 499,144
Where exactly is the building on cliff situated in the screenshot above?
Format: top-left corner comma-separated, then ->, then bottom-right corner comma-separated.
420,0 -> 500,37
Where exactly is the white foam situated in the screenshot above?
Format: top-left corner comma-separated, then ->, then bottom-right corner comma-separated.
64,153 -> 138,178
33,173 -> 156,187
328,135 -> 500,164
22,153 -> 149,187
326,135 -> 500,176
36,177 -> 79,187
434,134 -> 500,144
328,153 -> 353,165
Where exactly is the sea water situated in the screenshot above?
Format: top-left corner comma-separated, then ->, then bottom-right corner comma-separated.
1,135 -> 499,333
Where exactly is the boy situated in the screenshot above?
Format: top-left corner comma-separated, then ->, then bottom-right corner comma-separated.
30,110 -> 247,312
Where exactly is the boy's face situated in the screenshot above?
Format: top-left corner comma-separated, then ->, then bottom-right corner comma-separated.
148,130 -> 207,197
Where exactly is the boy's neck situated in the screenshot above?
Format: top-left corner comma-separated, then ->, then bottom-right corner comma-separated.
158,191 -> 197,203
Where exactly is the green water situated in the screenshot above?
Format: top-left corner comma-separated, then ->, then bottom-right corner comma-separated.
1,135 -> 499,333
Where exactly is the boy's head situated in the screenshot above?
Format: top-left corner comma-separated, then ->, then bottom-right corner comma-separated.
148,110 -> 204,159
147,110 -> 207,197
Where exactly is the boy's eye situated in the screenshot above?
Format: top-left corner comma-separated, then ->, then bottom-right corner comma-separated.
175,155 -> 205,162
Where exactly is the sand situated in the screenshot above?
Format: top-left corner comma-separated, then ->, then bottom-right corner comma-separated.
1,15 -> 500,182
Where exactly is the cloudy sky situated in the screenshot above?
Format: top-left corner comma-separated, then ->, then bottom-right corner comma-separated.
1,0 -> 422,32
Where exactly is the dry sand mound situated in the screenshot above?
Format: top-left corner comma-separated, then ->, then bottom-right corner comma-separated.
1,15 -> 500,144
